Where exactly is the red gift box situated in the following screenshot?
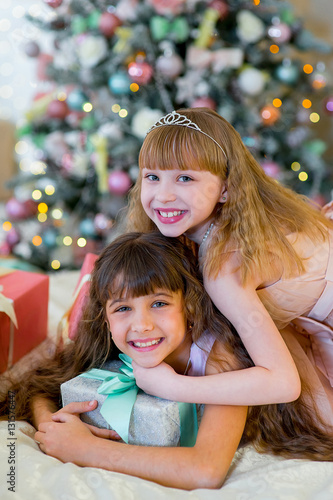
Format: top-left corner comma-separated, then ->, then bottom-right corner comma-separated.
59,253 -> 98,343
0,269 -> 49,373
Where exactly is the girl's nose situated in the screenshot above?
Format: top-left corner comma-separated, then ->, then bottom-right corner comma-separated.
155,181 -> 177,204
131,311 -> 154,334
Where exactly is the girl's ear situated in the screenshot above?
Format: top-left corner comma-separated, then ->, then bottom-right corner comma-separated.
219,184 -> 228,203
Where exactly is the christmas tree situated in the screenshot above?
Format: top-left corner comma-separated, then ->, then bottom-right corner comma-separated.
2,0 -> 332,271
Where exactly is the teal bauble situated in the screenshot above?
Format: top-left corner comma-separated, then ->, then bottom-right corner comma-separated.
67,89 -> 89,111
108,72 -> 131,95
79,218 -> 97,239
42,228 -> 59,249
275,60 -> 299,85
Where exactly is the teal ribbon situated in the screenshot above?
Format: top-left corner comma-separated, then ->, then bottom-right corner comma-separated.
80,354 -> 198,446
150,16 -> 190,43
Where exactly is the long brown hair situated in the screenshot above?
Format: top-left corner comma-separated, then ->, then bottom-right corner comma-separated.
1,232 -> 333,461
127,107 -> 332,283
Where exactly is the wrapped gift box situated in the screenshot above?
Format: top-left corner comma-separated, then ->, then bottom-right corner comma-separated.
0,269 -> 49,373
61,359 -> 200,447
59,253 -> 98,342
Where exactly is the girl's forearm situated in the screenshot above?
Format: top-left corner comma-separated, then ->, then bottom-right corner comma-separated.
82,438 -> 226,490
167,366 -> 300,405
31,397 -> 58,428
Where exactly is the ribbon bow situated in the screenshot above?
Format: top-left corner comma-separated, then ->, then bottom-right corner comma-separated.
0,291 -> 18,329
81,354 -> 198,446
187,46 -> 244,73
150,16 -> 189,43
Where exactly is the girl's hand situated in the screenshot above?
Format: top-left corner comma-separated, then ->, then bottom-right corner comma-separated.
52,400 -> 121,441
132,361 -> 178,399
35,413 -> 98,464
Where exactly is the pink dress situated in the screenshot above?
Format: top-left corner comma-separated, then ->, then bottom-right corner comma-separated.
256,229 -> 333,424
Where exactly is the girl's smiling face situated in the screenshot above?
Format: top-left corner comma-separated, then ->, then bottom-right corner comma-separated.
106,289 -> 191,373
140,168 -> 226,244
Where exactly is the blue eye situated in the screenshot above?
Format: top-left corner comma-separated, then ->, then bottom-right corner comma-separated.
145,174 -> 159,181
152,301 -> 167,308
115,306 -> 131,312
178,175 -> 193,182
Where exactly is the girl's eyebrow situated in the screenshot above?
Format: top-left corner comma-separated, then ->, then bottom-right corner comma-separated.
109,292 -> 174,307
108,298 -> 126,306
152,292 -> 174,298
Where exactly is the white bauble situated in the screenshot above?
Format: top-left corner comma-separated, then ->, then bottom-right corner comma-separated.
131,107 -> 163,138
236,10 -> 266,44
238,67 -> 266,96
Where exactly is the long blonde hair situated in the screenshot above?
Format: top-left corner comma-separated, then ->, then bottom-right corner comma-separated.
126,107 -> 331,283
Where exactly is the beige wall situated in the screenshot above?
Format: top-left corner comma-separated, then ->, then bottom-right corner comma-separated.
290,0 -> 333,158
291,0 -> 333,47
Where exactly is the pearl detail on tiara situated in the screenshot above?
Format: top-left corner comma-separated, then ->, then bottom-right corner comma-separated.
146,111 -> 227,159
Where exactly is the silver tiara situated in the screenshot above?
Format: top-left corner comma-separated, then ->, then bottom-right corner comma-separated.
145,111 -> 227,159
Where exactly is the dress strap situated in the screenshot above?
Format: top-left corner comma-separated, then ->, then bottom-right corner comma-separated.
188,332 -> 216,377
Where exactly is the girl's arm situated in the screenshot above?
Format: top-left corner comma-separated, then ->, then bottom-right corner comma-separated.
133,260 -> 301,406
35,399 -> 247,490
30,397 -> 58,428
202,264 -> 301,404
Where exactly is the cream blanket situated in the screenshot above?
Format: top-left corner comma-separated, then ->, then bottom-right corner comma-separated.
1,271 -> 333,499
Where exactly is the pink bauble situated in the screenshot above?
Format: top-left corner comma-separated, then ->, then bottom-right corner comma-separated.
324,96 -> 333,115
99,12 -> 122,38
148,0 -> 186,16
267,22 -> 291,44
44,0 -> 63,8
47,99 -> 69,119
128,61 -> 154,85
261,160 -> 281,179
209,0 -> 229,19
156,54 -> 184,80
6,227 -> 21,248
108,170 -> 132,195
0,241 -> 11,256
191,97 -> 217,110
5,198 -> 37,221
94,213 -> 113,235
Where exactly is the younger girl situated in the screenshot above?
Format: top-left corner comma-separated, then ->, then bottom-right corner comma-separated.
126,107 -> 333,420
1,232 -> 333,490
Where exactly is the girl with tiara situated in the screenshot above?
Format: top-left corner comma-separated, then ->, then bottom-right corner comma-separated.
126,107 -> 333,423
1,233 -> 333,490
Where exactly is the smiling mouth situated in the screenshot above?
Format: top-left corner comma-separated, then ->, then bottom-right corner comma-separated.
157,210 -> 186,218
130,338 -> 164,348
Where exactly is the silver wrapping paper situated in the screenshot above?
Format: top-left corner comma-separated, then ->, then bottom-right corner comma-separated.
61,360 -> 202,447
